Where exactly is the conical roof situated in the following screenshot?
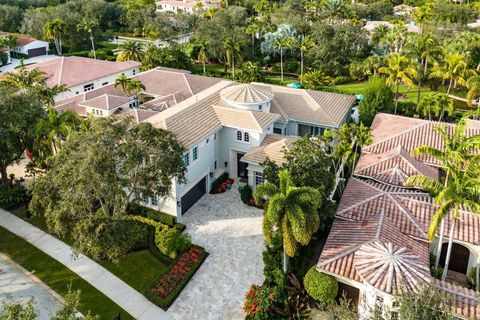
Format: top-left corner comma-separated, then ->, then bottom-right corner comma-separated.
220,84 -> 274,104
355,241 -> 431,294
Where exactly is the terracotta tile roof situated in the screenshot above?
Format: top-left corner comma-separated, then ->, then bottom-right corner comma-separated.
355,145 -> 439,186
213,105 -> 279,131
242,134 -> 298,165
27,57 -> 140,89
436,280 -> 480,319
79,94 -> 132,110
112,107 -> 159,123
364,114 -> 480,166
15,35 -> 39,46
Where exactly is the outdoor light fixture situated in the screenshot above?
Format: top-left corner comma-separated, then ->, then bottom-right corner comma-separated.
209,172 -> 214,178
176,201 -> 181,207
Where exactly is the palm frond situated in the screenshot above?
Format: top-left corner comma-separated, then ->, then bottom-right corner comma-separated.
282,217 -> 297,257
253,182 -> 277,204
404,175 -> 443,195
427,201 -> 454,241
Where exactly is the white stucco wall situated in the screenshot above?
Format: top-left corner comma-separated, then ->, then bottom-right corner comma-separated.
12,40 -> 49,55
54,67 -> 140,101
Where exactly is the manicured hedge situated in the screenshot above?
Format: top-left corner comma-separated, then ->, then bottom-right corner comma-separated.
304,267 -> 338,303
146,245 -> 208,309
127,203 -> 177,226
0,185 -> 27,210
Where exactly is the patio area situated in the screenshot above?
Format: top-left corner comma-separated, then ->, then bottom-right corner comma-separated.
168,184 -> 265,320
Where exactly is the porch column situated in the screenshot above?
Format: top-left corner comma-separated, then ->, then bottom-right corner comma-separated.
476,255 -> 480,291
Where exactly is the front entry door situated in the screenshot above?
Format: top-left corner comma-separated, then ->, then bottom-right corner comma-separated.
237,153 -> 248,181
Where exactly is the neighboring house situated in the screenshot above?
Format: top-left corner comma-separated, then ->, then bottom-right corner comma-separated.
155,0 -> 221,13
54,67 -> 356,218
393,4 -> 416,17
11,35 -> 50,57
363,21 -> 420,35
26,56 -> 140,100
468,19 -> 480,29
316,113 -> 480,319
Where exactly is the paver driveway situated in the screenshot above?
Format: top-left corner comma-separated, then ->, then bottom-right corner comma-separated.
168,184 -> 265,320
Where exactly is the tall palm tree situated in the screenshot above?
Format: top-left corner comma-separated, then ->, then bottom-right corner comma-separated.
245,22 -> 260,51
114,75 -> 145,101
197,40 -> 209,74
223,37 -> 242,78
416,93 -> 453,121
35,107 -> 79,156
253,170 -> 322,273
299,70 -> 332,90
413,2 -> 433,33
297,35 -> 316,83
32,84 -> 68,106
77,17 -> 99,60
322,0 -> 348,25
44,19 -> 68,55
114,74 -> 130,95
430,52 -> 475,95
116,40 -> 144,62
405,114 -> 480,275
362,55 -> 383,76
273,36 -> 294,82
379,53 -> 417,114
466,75 -> 480,115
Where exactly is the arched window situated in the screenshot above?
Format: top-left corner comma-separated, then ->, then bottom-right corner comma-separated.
244,132 -> 250,142
237,130 -> 242,141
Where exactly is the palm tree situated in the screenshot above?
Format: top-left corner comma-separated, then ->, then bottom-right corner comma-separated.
245,22 -> 260,51
117,40 -> 144,62
253,0 -> 270,16
371,24 -> 390,46
253,170 -> 322,273
299,70 -> 332,90
32,84 -> 68,106
379,53 -> 417,114
3,65 -> 47,89
322,0 -> 348,25
405,114 -> 480,277
0,34 -> 16,49
466,75 -> 480,115
297,35 -> 316,83
197,40 -> 209,74
223,37 -> 242,78
273,36 -> 294,82
44,19 -> 68,55
35,107 -> 79,156
114,74 -> 145,100
77,17 -> 99,60
430,52 -> 475,95
362,55 -> 383,76
416,93 -> 453,121
114,74 -> 130,95
238,61 -> 264,83
413,2 -> 433,33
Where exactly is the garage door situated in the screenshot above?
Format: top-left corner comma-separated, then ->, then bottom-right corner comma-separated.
181,176 -> 206,215
27,47 -> 47,57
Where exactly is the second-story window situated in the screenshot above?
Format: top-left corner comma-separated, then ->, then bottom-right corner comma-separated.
237,130 -> 242,141
83,83 -> 94,92
244,132 -> 250,142
183,153 -> 190,167
150,194 -> 158,206
192,146 -> 198,161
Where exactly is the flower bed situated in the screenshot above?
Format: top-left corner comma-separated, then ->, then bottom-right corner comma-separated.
147,245 -> 208,309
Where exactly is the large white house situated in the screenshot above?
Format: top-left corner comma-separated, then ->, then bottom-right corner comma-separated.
24,56 -> 140,101
155,0 -> 221,14
54,67 -> 356,218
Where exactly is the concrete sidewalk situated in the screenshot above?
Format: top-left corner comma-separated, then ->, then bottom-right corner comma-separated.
0,209 -> 172,320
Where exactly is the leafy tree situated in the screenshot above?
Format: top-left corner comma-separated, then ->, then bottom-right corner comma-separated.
44,18 -> 68,55
358,75 -> 394,125
29,117 -> 186,260
245,22 -> 260,51
299,70 -> 331,90
430,52 -> 475,95
405,114 -> 480,280
0,5 -> 22,32
237,61 -> 264,83
395,285 -> 455,320
253,170 -> 322,273
0,85 -> 44,186
117,40 -> 144,62
77,17 -> 98,60
0,296 -> 36,320
379,53 -> 417,114
466,75 -> 480,114
196,40 -> 209,74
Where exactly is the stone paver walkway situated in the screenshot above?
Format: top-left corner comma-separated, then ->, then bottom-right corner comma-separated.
0,253 -> 63,319
0,209 -> 171,320
168,184 -> 265,320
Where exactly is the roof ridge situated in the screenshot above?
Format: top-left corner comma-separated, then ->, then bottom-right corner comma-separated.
365,121 -> 430,151
182,73 -> 194,96
387,194 -> 427,238
57,57 -> 65,86
318,243 -> 365,268
302,89 -> 336,125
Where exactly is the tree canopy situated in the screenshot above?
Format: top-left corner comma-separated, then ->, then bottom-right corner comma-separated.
29,117 -> 186,260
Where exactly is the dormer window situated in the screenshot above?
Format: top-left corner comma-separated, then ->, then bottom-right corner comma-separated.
237,130 -> 242,141
244,132 -> 250,142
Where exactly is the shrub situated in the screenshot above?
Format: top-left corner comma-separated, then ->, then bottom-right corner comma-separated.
210,172 -> 229,193
244,284 -> 282,320
263,235 -> 286,288
125,220 -> 148,251
0,184 -> 27,209
304,267 -> 338,303
358,75 -> 394,126
147,210 -> 176,226
154,226 -> 191,259
241,185 -> 253,204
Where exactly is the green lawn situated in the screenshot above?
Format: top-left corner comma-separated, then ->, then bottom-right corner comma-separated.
11,208 -> 168,307
0,226 -> 133,319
